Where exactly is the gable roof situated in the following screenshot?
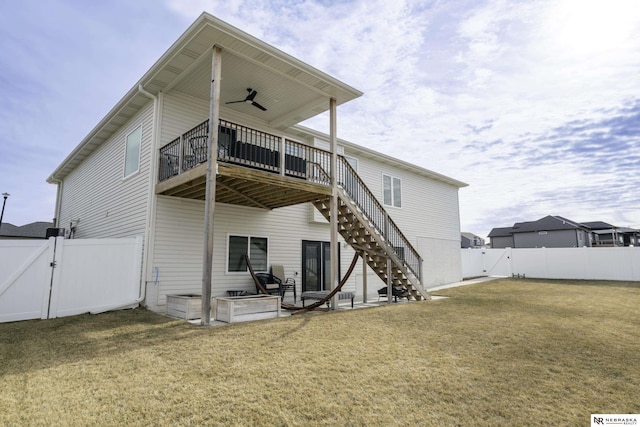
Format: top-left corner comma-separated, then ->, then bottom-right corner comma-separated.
0,222 -> 53,239
487,227 -> 515,238
489,215 -> 590,238
48,12 -> 363,183
511,215 -> 585,233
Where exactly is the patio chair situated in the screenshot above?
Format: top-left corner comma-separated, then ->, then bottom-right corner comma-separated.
188,135 -> 208,165
377,285 -> 410,303
271,265 -> 296,303
254,272 -> 283,299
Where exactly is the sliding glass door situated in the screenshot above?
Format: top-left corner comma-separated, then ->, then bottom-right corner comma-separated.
302,241 -> 339,292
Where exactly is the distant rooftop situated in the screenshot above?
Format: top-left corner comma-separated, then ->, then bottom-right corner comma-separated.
0,222 -> 53,239
581,221 -> 616,230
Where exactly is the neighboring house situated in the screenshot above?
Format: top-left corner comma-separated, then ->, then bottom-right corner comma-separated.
489,215 -> 592,248
0,222 -> 53,240
47,13 -> 467,314
487,227 -> 515,248
461,232 -> 485,248
582,221 -> 640,247
617,228 -> 640,246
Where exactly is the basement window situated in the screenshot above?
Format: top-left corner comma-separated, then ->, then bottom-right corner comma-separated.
383,174 -> 402,208
227,235 -> 268,273
124,125 -> 142,178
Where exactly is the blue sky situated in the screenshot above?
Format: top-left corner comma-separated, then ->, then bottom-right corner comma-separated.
1,0 -> 639,238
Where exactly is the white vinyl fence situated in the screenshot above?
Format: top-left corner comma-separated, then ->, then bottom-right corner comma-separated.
461,247 -> 640,281
0,237 -> 143,323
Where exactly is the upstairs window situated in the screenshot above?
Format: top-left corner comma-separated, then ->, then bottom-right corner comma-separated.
383,174 -> 402,208
124,126 -> 142,178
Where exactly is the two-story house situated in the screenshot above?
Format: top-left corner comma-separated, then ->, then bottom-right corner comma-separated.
461,232 -> 485,248
47,13 -> 467,314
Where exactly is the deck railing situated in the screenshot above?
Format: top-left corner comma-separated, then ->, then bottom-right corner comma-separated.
159,119 -> 331,186
337,156 -> 423,281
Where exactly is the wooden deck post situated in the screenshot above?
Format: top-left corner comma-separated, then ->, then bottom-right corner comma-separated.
178,135 -> 184,175
280,136 -> 286,177
329,97 -> 339,309
384,211 -> 391,304
201,45 -> 222,325
387,257 -> 392,305
362,251 -> 368,303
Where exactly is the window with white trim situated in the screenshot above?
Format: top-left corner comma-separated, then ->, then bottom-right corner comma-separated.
383,174 -> 401,208
227,235 -> 268,273
124,125 -> 142,178
344,155 -> 358,171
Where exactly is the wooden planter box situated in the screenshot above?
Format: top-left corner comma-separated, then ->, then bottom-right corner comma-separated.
166,294 -> 212,320
215,295 -> 281,323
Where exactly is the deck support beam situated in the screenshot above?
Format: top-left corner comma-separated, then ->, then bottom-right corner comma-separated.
362,251 -> 368,303
329,97 -> 339,309
279,136 -> 286,177
201,45 -> 222,325
387,257 -> 392,305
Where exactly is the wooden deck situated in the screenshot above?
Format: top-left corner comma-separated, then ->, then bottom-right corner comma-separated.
155,161 -> 332,209
156,119 -> 334,209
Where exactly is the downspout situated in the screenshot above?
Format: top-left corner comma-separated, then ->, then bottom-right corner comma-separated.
92,84 -> 158,314
136,84 -> 159,308
50,178 -> 63,228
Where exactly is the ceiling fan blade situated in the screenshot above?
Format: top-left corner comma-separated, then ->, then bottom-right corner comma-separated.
246,90 -> 258,101
252,101 -> 267,111
227,88 -> 266,111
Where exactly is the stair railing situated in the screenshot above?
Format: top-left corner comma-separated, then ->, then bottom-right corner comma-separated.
337,156 -> 422,281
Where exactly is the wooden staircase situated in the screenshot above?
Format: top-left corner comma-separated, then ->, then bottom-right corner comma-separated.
312,157 -> 429,301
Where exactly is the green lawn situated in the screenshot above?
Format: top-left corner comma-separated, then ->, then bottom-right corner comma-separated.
1,278 -> 638,426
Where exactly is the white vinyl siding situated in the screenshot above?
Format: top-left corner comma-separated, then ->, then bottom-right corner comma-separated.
160,91 -> 208,149
355,155 -> 461,243
417,237 -> 463,287
148,196 -> 361,309
57,101 -> 153,238
124,126 -> 142,177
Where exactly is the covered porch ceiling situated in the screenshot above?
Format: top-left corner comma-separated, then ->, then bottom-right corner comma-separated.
169,48 -> 335,130
145,13 -> 363,130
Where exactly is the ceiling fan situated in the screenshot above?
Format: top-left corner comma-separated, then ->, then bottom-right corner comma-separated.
225,88 -> 267,111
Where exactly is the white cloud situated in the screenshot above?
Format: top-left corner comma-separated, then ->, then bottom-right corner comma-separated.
2,0 -> 639,236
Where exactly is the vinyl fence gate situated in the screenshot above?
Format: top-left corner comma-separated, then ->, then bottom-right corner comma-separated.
0,237 -> 143,323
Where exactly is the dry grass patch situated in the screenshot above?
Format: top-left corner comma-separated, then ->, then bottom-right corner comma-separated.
1,278 -> 639,426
